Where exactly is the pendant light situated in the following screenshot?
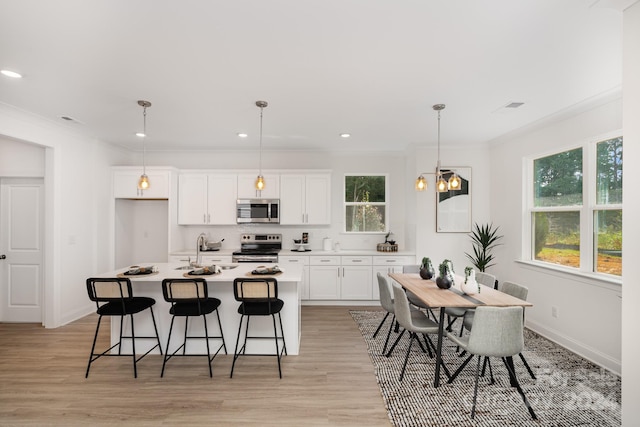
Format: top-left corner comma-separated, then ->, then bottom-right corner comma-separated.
415,103 -> 461,192
137,100 -> 152,190
255,100 -> 268,191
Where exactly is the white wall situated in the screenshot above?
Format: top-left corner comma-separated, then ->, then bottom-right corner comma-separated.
0,103 -> 129,327
622,2 -> 640,425
411,144 -> 492,274
143,150 -> 412,255
0,135 -> 45,177
488,96 -> 622,374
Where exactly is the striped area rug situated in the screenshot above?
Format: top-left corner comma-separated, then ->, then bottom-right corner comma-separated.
350,310 -> 620,427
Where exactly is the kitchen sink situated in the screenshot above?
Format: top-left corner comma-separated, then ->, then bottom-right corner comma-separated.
174,265 -> 194,270
219,264 -> 239,270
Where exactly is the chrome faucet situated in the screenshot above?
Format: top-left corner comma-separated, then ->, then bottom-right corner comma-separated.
195,233 -> 207,267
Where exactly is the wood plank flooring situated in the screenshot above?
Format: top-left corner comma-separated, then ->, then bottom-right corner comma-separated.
0,306 -> 391,426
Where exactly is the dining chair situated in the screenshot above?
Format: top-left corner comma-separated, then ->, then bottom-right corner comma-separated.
391,282 -> 445,382
403,265 -> 437,320
446,306 -> 537,420
230,277 -> 287,378
373,273 -> 398,355
85,277 -> 162,378
462,280 -> 536,379
160,278 -> 227,378
444,271 -> 496,335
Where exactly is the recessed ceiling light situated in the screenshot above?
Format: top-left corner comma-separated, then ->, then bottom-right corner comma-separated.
505,102 -> 525,109
136,132 -> 146,138
1,69 -> 22,78
237,133 -> 248,138
340,133 -> 351,138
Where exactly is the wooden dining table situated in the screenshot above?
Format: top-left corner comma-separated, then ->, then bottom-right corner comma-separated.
388,272 -> 533,388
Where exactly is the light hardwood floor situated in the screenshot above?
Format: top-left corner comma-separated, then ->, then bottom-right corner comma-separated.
0,306 -> 391,426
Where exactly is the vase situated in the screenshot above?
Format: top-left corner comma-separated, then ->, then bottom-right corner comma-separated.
419,267 -> 434,280
461,270 -> 478,295
435,275 -> 452,289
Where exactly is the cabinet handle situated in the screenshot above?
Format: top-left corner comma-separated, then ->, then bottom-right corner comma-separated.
203,214 -> 206,223
352,260 -> 362,263
386,260 -> 396,263
207,213 -> 211,223
289,259 -> 300,263
320,259 -> 330,263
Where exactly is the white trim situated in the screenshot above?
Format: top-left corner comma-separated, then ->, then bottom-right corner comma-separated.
516,259 -> 622,289
526,320 -> 621,376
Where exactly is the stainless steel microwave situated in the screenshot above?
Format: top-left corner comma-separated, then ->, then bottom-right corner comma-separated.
236,199 -> 280,223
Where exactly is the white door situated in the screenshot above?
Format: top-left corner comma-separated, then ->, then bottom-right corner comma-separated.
0,178 -> 44,323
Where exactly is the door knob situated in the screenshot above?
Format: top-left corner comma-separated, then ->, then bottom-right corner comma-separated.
0,255 -> 6,259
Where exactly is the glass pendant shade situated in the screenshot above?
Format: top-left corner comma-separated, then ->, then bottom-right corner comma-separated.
448,173 -> 461,190
255,175 -> 265,191
436,175 -> 448,192
415,175 -> 427,191
138,174 -> 150,190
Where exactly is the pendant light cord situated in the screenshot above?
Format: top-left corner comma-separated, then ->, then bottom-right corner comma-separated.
142,105 -> 147,175
259,105 -> 263,176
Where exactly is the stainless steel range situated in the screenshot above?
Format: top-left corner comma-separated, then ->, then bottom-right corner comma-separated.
232,233 -> 282,263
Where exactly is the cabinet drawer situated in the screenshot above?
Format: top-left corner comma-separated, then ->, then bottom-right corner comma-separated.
310,256 -> 340,266
373,256 -> 415,266
341,256 -> 372,265
279,256 -> 310,266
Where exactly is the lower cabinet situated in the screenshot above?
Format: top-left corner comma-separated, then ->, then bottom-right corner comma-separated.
309,256 -> 340,299
372,256 -> 416,300
279,255 -> 310,300
308,256 -> 373,300
168,254 -> 232,265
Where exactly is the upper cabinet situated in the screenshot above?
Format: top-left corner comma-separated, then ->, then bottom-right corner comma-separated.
113,167 -> 172,199
237,173 -> 279,199
178,173 -> 237,225
280,173 -> 331,225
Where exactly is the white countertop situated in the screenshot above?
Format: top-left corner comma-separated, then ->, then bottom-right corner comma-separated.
170,249 -> 415,257
97,262 -> 303,283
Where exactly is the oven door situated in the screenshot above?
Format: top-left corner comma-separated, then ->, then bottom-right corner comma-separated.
236,199 -> 280,223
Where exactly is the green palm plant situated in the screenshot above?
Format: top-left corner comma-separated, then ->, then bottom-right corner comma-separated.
465,223 -> 503,272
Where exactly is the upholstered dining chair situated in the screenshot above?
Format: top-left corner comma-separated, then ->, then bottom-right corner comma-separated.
462,280 -> 536,379
231,277 -> 287,378
446,306 -> 537,420
85,277 -> 162,378
391,282 -> 446,382
160,278 -> 227,378
403,265 -> 437,320
373,273 -> 398,355
444,271 -> 496,334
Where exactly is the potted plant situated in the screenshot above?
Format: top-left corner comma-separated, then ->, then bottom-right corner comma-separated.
465,222 -> 504,272
436,259 -> 454,289
461,266 -> 479,295
419,257 -> 435,280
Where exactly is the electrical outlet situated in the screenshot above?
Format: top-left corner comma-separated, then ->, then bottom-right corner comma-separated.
551,306 -> 558,318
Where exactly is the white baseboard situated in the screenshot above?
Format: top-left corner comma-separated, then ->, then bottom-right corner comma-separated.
57,304 -> 94,328
302,300 -> 380,307
526,319 -> 621,376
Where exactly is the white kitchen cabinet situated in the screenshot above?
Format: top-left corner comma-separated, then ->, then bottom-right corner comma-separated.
168,254 -> 232,265
113,168 -> 170,199
279,255 -> 310,300
280,173 -> 331,225
309,255 -> 373,300
178,173 -> 237,225
340,256 -> 373,300
372,256 -> 416,300
309,256 -> 340,299
237,173 -> 279,199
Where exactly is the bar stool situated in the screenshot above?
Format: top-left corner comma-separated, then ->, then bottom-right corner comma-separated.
85,277 -> 162,378
230,277 -> 287,378
161,278 -> 227,377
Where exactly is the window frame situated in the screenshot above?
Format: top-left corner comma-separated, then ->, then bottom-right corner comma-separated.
343,173 -> 389,234
524,131 -> 622,280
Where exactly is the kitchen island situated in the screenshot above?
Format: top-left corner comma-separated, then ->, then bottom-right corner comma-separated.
95,262 -> 303,355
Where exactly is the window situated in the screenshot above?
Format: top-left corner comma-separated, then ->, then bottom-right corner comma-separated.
528,136 -> 622,277
344,174 -> 387,233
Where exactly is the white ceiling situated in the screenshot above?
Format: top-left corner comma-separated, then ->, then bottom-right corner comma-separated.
0,0 -> 628,153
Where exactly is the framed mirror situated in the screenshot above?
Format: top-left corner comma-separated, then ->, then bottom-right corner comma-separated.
436,167 -> 471,233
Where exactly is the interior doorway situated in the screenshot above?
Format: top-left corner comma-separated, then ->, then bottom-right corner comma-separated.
0,177 -> 44,323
